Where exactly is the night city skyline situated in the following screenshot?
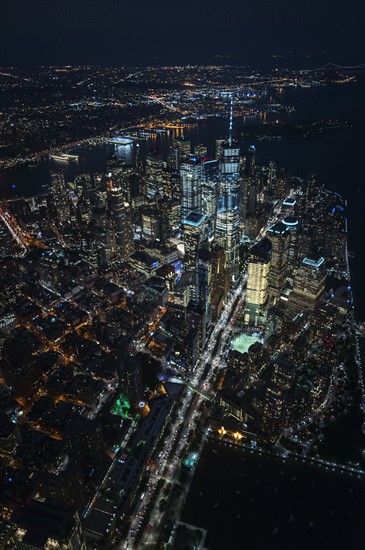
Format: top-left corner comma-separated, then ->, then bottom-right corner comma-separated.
0,1 -> 365,549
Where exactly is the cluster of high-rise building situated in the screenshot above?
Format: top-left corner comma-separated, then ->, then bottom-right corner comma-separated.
44,114 -> 257,336
214,171 -> 350,443
0,109 -> 352,545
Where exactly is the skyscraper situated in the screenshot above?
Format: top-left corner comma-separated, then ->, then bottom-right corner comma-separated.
158,197 -> 181,240
239,177 -> 248,221
289,256 -> 326,312
245,145 -> 256,176
201,159 -> 219,223
106,178 -> 134,261
268,160 -> 276,192
216,142 -> 241,281
247,181 -> 257,218
244,237 -> 272,326
173,137 -> 191,166
267,222 -> 290,303
144,153 -> 169,199
182,211 -> 208,272
94,191 -> 118,266
180,155 -> 202,222
282,216 -> 300,259
196,247 -> 213,322
51,172 -> 69,225
210,246 -> 231,320
215,95 -> 241,282
167,145 -> 180,172
141,206 -> 160,240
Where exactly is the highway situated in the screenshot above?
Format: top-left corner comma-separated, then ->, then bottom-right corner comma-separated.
0,206 -> 46,254
0,207 -> 28,256
121,276 -> 247,548
146,95 -> 181,113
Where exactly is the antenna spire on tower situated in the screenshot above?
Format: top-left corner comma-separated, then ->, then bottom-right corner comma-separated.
228,94 -> 234,146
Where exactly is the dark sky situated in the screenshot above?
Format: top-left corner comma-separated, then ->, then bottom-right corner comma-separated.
0,0 -> 364,67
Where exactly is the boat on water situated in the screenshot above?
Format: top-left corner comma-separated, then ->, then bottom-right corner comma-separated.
236,514 -> 241,520
214,502 -> 219,509
289,515 -> 294,523
50,153 -> 79,163
273,528 -> 279,535
212,449 -> 218,455
235,490 -> 242,495
309,521 -> 314,528
107,137 -> 134,145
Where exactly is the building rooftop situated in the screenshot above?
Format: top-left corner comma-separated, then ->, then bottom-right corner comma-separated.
250,237 -> 272,260
12,499 -> 77,540
268,222 -> 289,236
183,211 -> 206,227
283,197 -> 296,207
282,216 -> 299,227
302,256 -> 325,269
144,276 -> 167,292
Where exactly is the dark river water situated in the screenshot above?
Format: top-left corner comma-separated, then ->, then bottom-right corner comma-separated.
181,439 -> 365,550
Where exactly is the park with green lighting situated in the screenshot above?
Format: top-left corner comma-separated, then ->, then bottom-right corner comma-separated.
231,332 -> 262,355
111,394 -> 131,419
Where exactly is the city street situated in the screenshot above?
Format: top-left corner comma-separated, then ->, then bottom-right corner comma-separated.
122,276 -> 247,548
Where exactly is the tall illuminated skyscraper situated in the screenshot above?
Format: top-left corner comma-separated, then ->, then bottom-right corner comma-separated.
244,237 -> 272,326
215,95 -> 241,281
196,247 -> 212,321
182,212 -> 208,272
267,222 -> 290,303
94,191 -> 117,266
201,159 -> 219,223
173,137 -> 191,166
290,256 -> 326,312
210,246 -> 230,320
180,155 -> 202,222
144,153 -> 169,199
51,172 -> 69,225
268,160 -> 276,192
156,197 -> 180,240
106,178 -> 134,261
245,145 -> 256,176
